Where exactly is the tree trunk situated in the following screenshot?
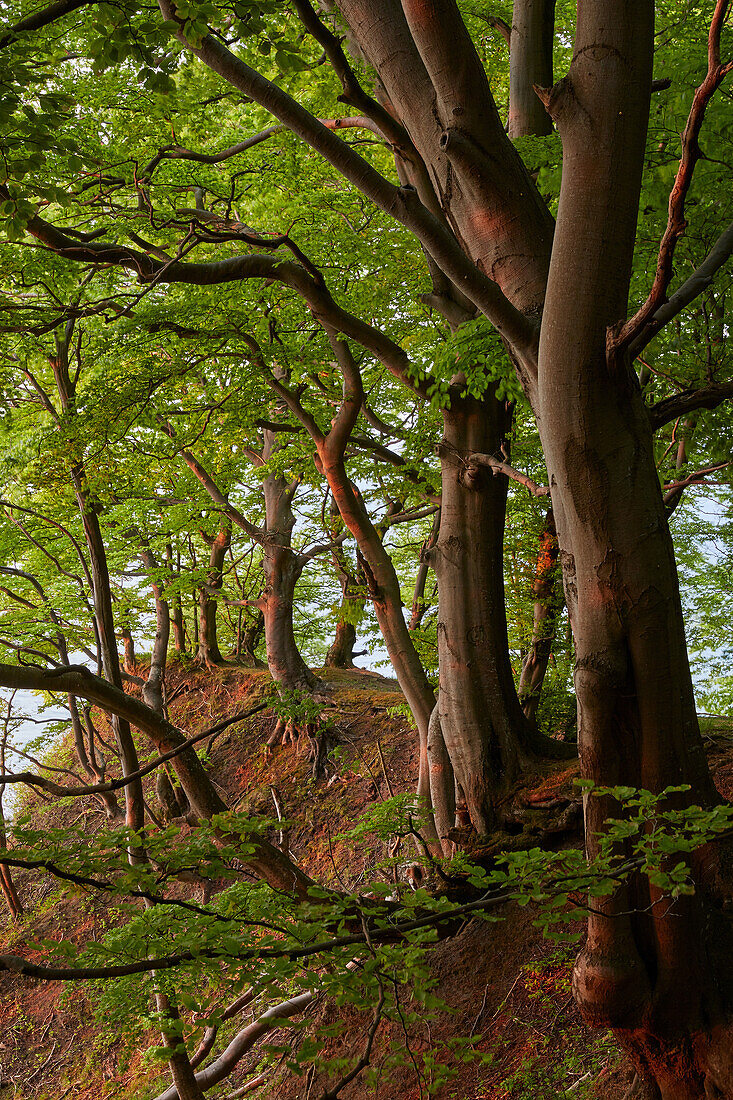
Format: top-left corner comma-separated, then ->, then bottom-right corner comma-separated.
0,796 -> 22,921
235,607 -> 265,667
50,333 -> 144,834
325,539 -> 363,668
518,507 -> 562,722
139,545 -> 188,819
197,521 -> 230,668
121,627 -> 136,674
0,864 -> 22,921
67,692 -> 122,820
409,509 -> 439,631
166,544 -> 187,655
334,0 -> 560,837
325,616 -> 357,668
261,468 -> 321,695
433,391 -> 534,833
155,994 -> 206,1100
536,3 -> 732,1093
508,0 -> 556,140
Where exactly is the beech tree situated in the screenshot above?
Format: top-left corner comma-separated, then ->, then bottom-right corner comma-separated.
1,0 -> 733,1097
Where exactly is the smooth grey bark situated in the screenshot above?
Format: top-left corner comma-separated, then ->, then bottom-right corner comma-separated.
152,990 -> 315,1100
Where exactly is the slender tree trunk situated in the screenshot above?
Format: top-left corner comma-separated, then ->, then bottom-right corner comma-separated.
50,334 -> 144,833
140,547 -> 170,716
0,785 -> 22,921
166,544 -> 187,655
121,627 -> 136,674
197,522 -> 230,668
536,4 -> 732,1093
154,994 -> 206,1100
517,507 -> 562,722
409,509 -> 439,631
67,693 -> 122,820
0,864 -> 22,921
139,545 -> 188,819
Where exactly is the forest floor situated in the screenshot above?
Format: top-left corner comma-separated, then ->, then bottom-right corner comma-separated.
1,665 -> 732,1100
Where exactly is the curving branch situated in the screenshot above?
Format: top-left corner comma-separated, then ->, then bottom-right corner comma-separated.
0,662 -> 310,894
0,0 -> 94,48
150,3 -> 537,356
19,210 -> 431,397
628,220 -> 733,358
157,419 -> 265,544
291,0 -> 417,162
153,989 -> 317,1100
648,378 -> 733,430
617,0 -> 733,353
0,703 -> 268,799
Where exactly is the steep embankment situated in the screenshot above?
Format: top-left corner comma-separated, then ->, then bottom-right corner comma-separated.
1,668 -> 731,1100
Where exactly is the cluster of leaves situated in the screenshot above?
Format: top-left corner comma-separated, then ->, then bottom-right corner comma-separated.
4,782 -> 731,1090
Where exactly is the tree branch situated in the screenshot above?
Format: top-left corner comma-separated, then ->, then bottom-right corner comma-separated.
0,703 -> 269,799
465,452 -> 550,496
150,5 -> 537,356
662,460 -> 731,503
0,0 -> 94,48
157,419 -> 265,545
648,379 -> 733,430
628,220 -> 733,357
617,0 -> 733,352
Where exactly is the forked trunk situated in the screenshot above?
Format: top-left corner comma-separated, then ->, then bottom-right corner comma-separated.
537,3 -> 733,1092
433,391 -> 533,833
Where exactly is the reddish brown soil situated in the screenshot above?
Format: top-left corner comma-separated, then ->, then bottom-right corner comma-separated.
0,667 -> 730,1100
